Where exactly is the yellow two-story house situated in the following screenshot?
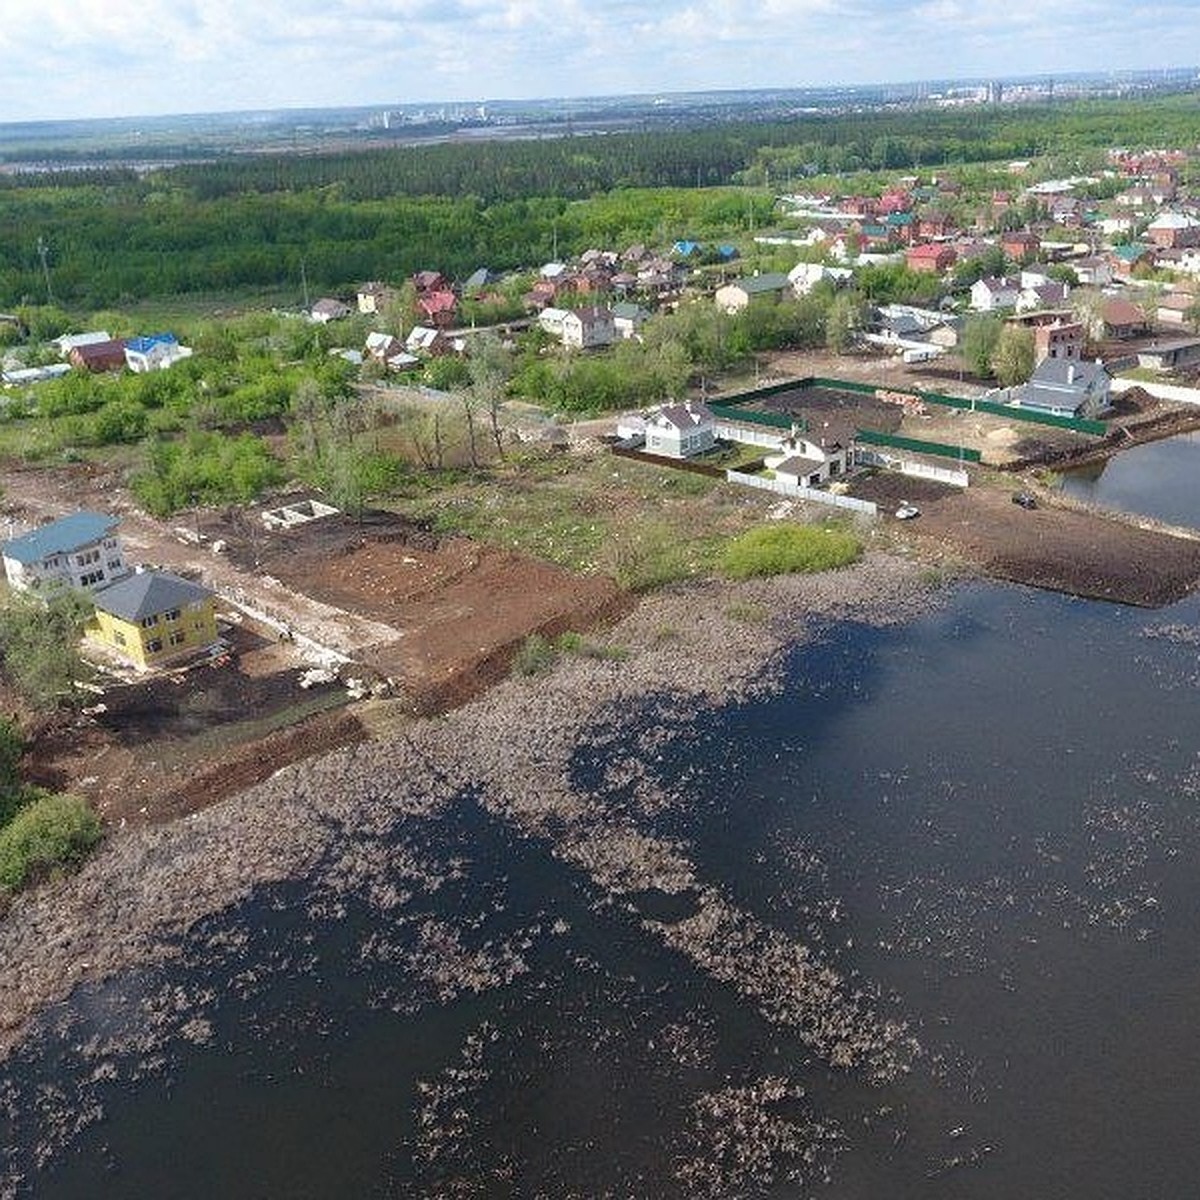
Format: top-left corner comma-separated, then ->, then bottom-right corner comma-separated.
88,570 -> 219,670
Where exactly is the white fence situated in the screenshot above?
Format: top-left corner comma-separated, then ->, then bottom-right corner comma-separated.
726,470 -> 878,514
853,447 -> 969,487
1112,377 -> 1200,407
713,420 -> 787,449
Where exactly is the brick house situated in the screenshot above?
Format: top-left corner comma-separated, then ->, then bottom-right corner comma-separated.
906,243 -> 957,274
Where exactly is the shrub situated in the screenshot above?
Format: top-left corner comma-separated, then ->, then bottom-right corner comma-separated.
514,633 -> 557,676
719,524 -> 862,579
0,793 -> 102,893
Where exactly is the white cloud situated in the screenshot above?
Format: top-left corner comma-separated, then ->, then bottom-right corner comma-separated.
0,0 -> 1194,120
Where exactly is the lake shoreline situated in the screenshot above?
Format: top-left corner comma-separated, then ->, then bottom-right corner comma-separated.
0,551 -> 941,1069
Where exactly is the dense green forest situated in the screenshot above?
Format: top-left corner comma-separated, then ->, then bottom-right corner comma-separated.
0,95 -> 1197,308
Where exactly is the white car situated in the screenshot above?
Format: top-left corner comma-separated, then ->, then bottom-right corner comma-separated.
894,503 -> 921,520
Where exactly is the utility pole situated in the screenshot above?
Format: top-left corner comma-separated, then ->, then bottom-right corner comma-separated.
36,237 -> 54,305
300,257 -> 310,310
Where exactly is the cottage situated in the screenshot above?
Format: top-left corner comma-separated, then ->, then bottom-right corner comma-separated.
1107,244 -> 1153,278
1099,298 -> 1150,340
612,303 -> 650,340
52,331 -> 112,358
644,401 -> 715,459
412,270 -> 449,294
124,333 -> 192,373
1016,280 -> 1069,313
788,263 -> 853,295
539,306 -> 615,349
714,273 -> 791,314
1073,257 -> 1114,287
1146,212 -> 1200,251
1011,358 -> 1112,419
417,289 -> 458,328
906,243 -> 957,274
406,326 -> 451,356
462,268 -> 493,293
1136,339 -> 1200,372
1156,293 -> 1196,326
356,282 -> 397,315
764,433 -> 847,488
310,298 -> 351,323
2,511 -> 129,594
87,571 -> 219,671
970,276 -> 1022,312
1001,231 -> 1041,261
1032,319 -> 1085,364
70,339 -> 128,373
364,332 -> 420,371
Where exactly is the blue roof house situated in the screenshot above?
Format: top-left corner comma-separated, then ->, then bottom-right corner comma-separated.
2,511 -> 130,594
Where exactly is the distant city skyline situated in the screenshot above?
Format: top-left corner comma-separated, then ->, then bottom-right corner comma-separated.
1,0 -> 1198,123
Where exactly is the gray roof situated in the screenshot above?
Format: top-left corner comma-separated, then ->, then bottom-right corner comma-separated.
729,273 -> 790,295
2,511 -> 119,565
774,455 -> 827,477
1029,357 -> 1108,391
92,570 -> 212,623
655,401 -> 714,430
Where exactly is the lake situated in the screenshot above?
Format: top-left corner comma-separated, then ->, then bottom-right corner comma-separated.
3,574 -> 1200,1198
1060,429 -> 1200,529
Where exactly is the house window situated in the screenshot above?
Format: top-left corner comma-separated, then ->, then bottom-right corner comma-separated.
114,630 -> 126,647
168,631 -> 186,647
164,608 -> 181,623
141,615 -> 158,629
107,560 -> 122,571
145,638 -> 163,654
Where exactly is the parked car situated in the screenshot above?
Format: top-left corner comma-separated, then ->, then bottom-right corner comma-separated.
1012,492 -> 1038,510
894,503 -> 921,520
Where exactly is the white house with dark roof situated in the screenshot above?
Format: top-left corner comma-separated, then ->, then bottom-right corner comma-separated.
538,306 -> 615,349
51,331 -> 111,358
1009,358 -> 1112,419
310,298 -> 351,323
644,401 -> 716,458
2,511 -> 129,594
714,274 -> 791,313
763,433 -> 848,488
970,276 -> 1022,312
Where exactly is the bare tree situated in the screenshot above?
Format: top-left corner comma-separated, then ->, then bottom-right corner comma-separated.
468,333 -> 511,460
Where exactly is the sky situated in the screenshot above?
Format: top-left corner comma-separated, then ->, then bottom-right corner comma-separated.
1,0 -> 1198,123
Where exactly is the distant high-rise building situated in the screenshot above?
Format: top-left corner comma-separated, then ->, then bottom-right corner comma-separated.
988,81 -> 1004,104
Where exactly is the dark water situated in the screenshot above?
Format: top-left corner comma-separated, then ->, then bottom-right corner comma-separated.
1060,430 -> 1200,528
4,582 -> 1200,1197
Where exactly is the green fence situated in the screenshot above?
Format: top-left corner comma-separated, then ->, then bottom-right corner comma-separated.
715,376 -> 1107,437
807,376 -> 1108,436
708,402 -> 795,430
854,427 -> 982,463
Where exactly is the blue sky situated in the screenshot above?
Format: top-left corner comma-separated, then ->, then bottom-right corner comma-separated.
1,0 -> 1198,122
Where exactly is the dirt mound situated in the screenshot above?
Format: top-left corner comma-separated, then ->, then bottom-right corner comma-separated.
900,488 -> 1200,607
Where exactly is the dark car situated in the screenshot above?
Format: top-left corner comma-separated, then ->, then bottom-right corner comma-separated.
1012,492 -> 1038,510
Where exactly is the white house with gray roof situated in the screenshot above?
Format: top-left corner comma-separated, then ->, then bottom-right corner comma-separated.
714,273 -> 791,314
1009,358 -> 1112,419
763,433 -> 848,488
644,401 -> 716,458
2,511 -> 129,594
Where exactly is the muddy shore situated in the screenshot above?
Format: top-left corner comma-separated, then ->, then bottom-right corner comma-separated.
0,553 -> 937,1072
